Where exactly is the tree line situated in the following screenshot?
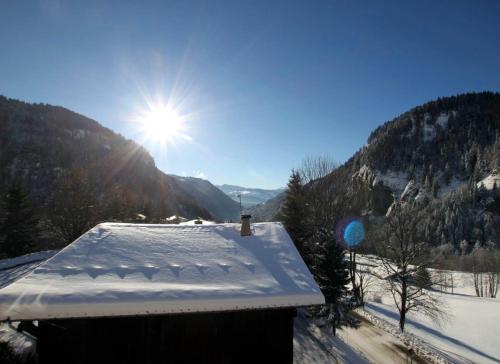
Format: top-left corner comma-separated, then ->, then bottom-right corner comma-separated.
0,170 -> 174,259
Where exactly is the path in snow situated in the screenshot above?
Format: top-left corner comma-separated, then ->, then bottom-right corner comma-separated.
339,313 -> 427,364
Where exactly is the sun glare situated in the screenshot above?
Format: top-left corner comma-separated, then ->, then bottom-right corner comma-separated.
140,105 -> 186,143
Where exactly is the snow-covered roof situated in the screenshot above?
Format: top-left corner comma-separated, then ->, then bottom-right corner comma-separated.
0,250 -> 58,289
0,222 -> 324,321
165,215 -> 188,222
179,218 -> 215,225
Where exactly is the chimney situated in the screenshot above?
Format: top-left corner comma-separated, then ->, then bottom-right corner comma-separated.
240,214 -> 252,236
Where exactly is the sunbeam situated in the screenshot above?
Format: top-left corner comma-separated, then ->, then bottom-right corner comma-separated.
131,96 -> 193,151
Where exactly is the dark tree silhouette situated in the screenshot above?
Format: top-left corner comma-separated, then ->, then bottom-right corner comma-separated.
310,231 -> 349,336
0,182 -> 38,258
281,170 -> 309,257
49,170 -> 100,246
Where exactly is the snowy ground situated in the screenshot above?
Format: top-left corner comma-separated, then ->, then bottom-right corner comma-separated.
294,310 -> 370,364
358,255 -> 500,364
294,309 -> 432,364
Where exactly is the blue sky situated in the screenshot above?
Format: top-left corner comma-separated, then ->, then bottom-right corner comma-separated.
1,0 -> 500,188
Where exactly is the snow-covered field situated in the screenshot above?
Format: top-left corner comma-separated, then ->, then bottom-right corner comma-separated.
359,255 -> 500,364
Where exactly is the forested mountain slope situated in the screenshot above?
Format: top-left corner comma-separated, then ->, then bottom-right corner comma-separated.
170,176 -> 241,221
244,192 -> 285,222
0,96 -> 213,228
257,92 -> 500,249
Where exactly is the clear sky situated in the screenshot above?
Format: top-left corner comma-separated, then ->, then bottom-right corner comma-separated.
1,1 -> 500,188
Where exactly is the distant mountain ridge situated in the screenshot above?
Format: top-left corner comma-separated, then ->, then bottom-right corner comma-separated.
171,176 -> 241,221
217,184 -> 284,208
243,192 -> 285,222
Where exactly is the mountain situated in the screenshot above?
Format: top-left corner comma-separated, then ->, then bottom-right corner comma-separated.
244,192 -> 285,222
217,184 -> 284,208
254,92 -> 500,248
170,176 -> 241,221
345,92 -> 499,205
346,92 -> 500,249
0,96 -> 213,225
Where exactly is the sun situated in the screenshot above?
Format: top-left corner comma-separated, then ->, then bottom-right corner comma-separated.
139,104 -> 187,143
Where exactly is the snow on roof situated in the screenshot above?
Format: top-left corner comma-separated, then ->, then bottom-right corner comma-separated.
179,219 -> 215,225
0,250 -> 58,290
165,215 -> 188,222
0,222 -> 324,321
0,250 -> 57,272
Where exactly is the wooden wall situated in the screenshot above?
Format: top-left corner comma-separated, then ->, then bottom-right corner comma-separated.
38,308 -> 295,364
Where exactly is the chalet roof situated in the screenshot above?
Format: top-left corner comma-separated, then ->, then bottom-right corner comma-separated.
165,215 -> 188,222
179,218 -> 215,225
0,222 -> 324,321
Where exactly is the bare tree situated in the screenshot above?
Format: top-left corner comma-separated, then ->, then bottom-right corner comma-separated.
377,201 -> 446,332
486,271 -> 499,298
433,270 -> 455,295
298,156 -> 346,233
348,248 -> 359,304
299,155 -> 337,185
355,263 -> 375,306
484,245 -> 499,298
470,248 -> 486,297
468,246 -> 500,298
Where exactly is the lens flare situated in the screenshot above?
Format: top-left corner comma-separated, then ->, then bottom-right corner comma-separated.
336,217 -> 365,248
343,220 -> 365,247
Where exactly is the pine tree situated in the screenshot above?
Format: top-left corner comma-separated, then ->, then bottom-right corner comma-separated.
443,163 -> 452,185
103,189 -> 136,222
311,233 -> 349,335
141,200 -> 153,223
0,182 -> 38,258
415,266 -> 432,289
424,175 -> 432,191
432,179 -> 440,198
281,170 -> 308,257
